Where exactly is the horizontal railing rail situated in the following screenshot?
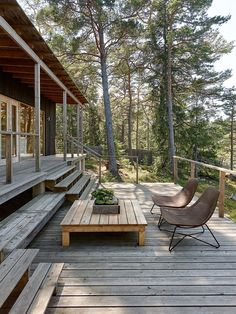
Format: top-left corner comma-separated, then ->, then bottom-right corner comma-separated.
67,135 -> 139,184
173,156 -> 236,218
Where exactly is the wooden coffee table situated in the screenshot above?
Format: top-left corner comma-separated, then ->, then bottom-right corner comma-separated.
61,199 -> 147,246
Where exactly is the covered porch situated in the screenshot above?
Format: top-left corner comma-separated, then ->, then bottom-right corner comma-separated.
27,182 -> 236,313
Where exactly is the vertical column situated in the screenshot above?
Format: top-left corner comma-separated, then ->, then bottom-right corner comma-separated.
219,170 -> 225,218
35,63 -> 41,172
76,103 -> 80,156
63,91 -> 67,161
190,162 -> 196,179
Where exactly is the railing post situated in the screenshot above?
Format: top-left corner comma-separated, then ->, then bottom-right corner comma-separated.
63,91 -> 67,161
34,63 -> 41,172
173,156 -> 178,184
136,156 -> 139,184
99,158 -> 102,184
71,140 -> 74,158
190,161 -> 196,179
219,170 -> 225,218
6,134 -> 12,184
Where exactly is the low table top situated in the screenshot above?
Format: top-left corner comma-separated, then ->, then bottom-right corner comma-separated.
61,199 -> 147,227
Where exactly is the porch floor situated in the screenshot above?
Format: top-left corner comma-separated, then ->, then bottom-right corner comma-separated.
29,182 -> 236,314
0,155 -> 80,204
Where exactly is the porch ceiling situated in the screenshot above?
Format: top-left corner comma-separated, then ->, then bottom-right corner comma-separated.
0,0 -> 87,105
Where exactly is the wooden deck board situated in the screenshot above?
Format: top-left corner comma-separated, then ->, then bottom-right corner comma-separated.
27,182 -> 236,313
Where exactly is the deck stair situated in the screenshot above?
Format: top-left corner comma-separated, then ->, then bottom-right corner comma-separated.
0,192 -> 65,261
53,170 -> 83,192
45,165 -> 77,190
66,174 -> 91,202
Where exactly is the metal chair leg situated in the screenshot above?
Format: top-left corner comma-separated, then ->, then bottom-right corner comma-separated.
150,203 -> 155,214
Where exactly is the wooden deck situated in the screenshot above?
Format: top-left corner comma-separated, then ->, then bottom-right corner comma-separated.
29,182 -> 236,314
0,155 -> 80,204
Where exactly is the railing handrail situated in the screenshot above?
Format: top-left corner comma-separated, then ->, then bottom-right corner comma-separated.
67,135 -> 102,158
173,155 -> 236,218
174,156 -> 236,176
67,135 -> 139,184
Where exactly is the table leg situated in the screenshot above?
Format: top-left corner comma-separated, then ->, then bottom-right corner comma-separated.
138,228 -> 145,246
62,231 -> 70,246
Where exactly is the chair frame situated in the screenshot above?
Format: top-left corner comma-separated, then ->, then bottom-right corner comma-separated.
159,223 -> 220,252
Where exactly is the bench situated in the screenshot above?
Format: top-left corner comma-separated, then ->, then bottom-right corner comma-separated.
0,193 -> 65,262
0,249 -> 38,310
9,263 -> 64,314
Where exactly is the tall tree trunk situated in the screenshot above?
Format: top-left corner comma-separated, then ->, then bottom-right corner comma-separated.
164,2 -> 175,173
98,26 -> 118,176
230,105 -> 234,170
127,64 -> 133,157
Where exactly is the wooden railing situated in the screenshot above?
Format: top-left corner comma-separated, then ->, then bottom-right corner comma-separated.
0,130 -> 38,184
173,156 -> 236,218
68,135 -> 139,184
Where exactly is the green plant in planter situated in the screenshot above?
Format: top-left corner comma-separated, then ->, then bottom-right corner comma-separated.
91,188 -> 118,205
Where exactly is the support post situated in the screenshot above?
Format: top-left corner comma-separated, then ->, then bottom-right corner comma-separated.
78,105 -> 83,154
190,162 -> 196,179
34,63 -> 41,172
219,171 -> 225,218
63,91 -> 67,161
136,156 -> 139,184
76,104 -> 80,156
173,157 -> 178,184
99,158 -> 102,183
6,134 -> 12,184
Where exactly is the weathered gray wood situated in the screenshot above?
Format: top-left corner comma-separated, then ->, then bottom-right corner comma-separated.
54,170 -> 82,192
63,91 -> 67,162
66,175 -> 90,201
9,263 -> 63,314
46,165 -> 76,182
0,249 -> 38,308
45,308 -> 236,314
26,182 -> 236,313
34,63 -> 41,172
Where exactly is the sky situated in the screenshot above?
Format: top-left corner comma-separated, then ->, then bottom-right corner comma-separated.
208,0 -> 236,88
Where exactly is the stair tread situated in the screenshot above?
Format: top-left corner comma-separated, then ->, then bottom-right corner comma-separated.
80,179 -> 98,200
54,170 -> 82,189
66,175 -> 90,195
46,165 -> 76,181
0,192 -> 65,254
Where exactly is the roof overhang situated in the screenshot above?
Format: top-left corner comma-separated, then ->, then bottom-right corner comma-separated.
0,0 -> 88,105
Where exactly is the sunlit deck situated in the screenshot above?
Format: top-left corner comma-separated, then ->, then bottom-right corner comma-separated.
29,182 -> 236,314
0,155 -> 82,204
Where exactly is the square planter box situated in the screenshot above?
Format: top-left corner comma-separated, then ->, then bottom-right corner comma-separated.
92,203 -> 120,214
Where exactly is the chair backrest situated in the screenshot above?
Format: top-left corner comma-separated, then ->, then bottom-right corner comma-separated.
189,187 -> 220,226
175,178 -> 198,207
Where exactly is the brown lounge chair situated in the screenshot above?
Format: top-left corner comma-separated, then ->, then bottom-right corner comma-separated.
150,179 -> 198,227
150,178 -> 198,214
160,187 -> 220,252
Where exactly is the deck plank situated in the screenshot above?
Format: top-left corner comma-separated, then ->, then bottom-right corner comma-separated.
27,182 -> 236,314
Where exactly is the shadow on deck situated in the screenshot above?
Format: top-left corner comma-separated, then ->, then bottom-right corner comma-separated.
28,182 -> 236,314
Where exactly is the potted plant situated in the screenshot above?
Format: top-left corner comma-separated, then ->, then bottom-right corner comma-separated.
91,188 -> 120,214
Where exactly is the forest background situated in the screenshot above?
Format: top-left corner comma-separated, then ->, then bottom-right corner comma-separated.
19,0 -> 236,216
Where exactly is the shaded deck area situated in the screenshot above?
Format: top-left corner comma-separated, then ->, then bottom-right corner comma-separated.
29,182 -> 236,314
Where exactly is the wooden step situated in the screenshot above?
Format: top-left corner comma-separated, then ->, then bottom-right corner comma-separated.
45,165 -> 76,190
66,175 -> 91,202
0,193 -> 65,260
54,170 -> 83,192
80,179 -> 98,200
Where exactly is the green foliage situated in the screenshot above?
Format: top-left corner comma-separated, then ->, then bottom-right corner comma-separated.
91,188 -> 118,205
